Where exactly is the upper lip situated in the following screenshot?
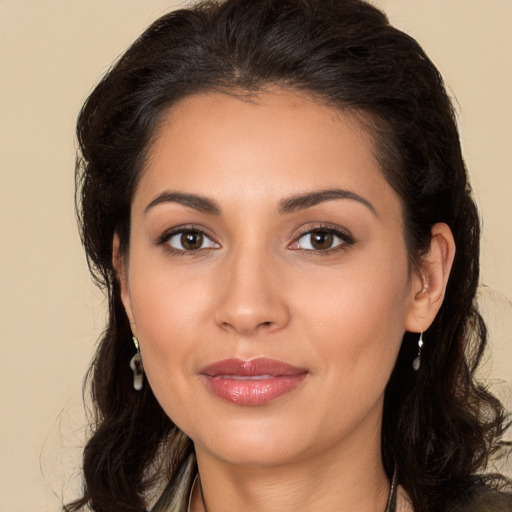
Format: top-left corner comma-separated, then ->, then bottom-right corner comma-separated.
200,357 -> 308,377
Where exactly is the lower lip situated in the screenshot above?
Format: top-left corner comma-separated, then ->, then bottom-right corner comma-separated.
202,374 -> 308,406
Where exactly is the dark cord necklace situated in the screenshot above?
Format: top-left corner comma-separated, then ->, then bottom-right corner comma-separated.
385,466 -> 398,512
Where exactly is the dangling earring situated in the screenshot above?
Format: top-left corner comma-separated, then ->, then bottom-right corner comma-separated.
130,336 -> 144,391
412,332 -> 424,371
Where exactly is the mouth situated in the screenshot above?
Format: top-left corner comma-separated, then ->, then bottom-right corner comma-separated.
199,357 -> 308,406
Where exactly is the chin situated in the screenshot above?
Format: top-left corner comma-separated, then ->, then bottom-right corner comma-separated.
203,433 -> 304,467
188,411 -> 332,468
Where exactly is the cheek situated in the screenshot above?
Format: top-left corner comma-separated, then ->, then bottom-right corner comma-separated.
295,250 -> 410,388
126,255 -> 213,399
127,237 -> 214,334
300,247 -> 409,326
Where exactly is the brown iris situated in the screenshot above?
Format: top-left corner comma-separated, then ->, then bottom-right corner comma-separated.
181,231 -> 203,250
310,231 -> 334,250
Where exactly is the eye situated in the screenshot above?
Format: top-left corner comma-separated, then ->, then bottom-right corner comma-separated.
291,227 -> 353,252
166,229 -> 219,252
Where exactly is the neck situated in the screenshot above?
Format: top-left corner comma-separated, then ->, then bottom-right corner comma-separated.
190,419 -> 390,512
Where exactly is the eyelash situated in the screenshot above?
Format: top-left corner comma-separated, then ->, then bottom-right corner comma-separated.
291,224 -> 355,255
156,223 -> 355,256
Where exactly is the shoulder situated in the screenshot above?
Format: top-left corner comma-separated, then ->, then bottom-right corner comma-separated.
446,486 -> 512,512
396,485 -> 414,512
396,484 -> 512,512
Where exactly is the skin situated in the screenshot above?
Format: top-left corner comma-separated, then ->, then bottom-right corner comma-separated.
114,89 -> 455,512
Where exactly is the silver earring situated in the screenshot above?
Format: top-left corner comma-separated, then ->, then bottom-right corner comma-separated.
130,336 -> 144,391
412,332 -> 424,371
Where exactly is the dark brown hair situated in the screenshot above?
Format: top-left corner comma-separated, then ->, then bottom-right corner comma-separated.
69,1 -> 511,511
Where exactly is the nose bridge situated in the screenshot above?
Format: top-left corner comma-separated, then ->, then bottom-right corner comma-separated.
214,238 -> 289,335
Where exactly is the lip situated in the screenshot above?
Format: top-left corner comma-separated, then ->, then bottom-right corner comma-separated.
199,357 -> 308,406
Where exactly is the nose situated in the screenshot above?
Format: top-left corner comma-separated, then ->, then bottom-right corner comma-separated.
213,249 -> 290,336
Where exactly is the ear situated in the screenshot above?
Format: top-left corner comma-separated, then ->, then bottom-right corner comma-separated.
405,223 -> 456,333
112,233 -> 136,331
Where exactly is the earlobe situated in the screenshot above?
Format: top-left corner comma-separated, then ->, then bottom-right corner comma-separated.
405,223 -> 456,332
112,233 -> 136,330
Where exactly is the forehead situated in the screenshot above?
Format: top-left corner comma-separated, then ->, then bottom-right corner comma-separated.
149,88 -> 375,168
135,89 -> 400,219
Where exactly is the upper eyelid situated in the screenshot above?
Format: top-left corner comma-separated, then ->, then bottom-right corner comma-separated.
158,224 -> 218,244
293,224 -> 354,241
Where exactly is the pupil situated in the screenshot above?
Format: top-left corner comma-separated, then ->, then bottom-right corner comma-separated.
312,231 -> 333,250
181,231 -> 203,250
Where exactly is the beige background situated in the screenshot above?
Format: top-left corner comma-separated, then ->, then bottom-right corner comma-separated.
0,1 -> 511,510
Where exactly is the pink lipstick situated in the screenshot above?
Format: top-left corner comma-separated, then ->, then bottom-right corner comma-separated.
200,358 -> 308,406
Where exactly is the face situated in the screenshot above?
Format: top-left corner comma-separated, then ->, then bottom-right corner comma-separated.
118,89 -> 424,468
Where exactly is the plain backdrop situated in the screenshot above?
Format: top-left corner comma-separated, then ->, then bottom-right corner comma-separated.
0,1 -> 511,510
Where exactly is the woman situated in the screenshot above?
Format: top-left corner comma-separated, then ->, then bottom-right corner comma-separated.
68,0 -> 511,511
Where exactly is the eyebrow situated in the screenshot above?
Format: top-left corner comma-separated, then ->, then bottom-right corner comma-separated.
145,191 -> 221,215
144,188 -> 376,217
278,188 -> 377,216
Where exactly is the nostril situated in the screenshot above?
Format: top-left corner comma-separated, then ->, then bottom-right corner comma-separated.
256,321 -> 279,332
